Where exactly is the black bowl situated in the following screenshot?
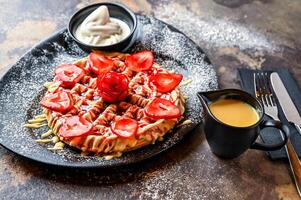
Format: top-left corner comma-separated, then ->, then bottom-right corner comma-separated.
68,2 -> 137,52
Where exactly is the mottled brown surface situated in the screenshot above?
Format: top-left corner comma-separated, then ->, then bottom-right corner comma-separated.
1,0 -> 301,199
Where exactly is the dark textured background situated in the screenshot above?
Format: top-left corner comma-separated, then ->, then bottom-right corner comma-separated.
1,0 -> 301,199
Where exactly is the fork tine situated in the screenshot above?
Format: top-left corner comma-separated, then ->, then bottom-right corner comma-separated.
254,73 -> 260,101
261,72 -> 273,106
255,72 -> 267,106
254,73 -> 261,103
257,73 -> 264,104
253,73 -> 259,98
264,72 -> 277,106
260,72 -> 272,106
256,72 -> 267,105
262,72 -> 272,105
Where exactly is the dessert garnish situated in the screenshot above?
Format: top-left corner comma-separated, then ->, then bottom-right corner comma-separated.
59,116 -> 93,138
145,98 -> 181,119
125,50 -> 154,72
25,51 -> 186,158
97,71 -> 129,103
149,73 -> 183,93
54,64 -> 85,87
111,118 -> 138,138
88,52 -> 114,75
40,90 -> 73,113
75,5 -> 130,46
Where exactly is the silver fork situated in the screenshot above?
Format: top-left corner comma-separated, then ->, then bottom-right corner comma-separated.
254,72 -> 301,197
254,72 -> 279,120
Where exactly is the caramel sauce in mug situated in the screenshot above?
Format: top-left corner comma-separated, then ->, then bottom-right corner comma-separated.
209,99 -> 259,127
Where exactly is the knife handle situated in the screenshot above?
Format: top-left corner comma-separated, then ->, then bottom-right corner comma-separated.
286,139 -> 301,196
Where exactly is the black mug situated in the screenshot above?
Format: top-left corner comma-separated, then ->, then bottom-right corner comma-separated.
197,89 -> 289,159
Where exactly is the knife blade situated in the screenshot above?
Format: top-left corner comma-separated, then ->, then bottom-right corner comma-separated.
270,72 -> 301,133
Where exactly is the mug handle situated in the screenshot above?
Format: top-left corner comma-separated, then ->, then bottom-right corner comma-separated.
250,120 -> 289,151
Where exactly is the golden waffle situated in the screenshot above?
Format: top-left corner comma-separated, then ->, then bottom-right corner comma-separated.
33,52 -> 185,156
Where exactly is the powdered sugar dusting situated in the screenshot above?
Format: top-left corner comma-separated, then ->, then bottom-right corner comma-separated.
154,2 -> 278,52
0,15 -> 217,167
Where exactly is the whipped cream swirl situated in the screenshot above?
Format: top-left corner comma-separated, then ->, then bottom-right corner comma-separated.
75,6 -> 130,46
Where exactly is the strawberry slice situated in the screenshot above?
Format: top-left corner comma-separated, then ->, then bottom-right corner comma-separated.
125,50 -> 154,72
59,116 -> 93,138
111,118 -> 138,138
88,52 -> 114,75
149,73 -> 183,93
97,72 -> 129,103
40,90 -> 73,113
54,64 -> 84,87
145,98 -> 181,119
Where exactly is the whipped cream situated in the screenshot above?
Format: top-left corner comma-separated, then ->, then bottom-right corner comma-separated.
75,6 -> 131,46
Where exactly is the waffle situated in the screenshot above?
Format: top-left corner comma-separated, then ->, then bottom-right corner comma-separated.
40,52 -> 185,155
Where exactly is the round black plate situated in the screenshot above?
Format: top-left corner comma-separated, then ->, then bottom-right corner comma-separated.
0,15 -> 217,168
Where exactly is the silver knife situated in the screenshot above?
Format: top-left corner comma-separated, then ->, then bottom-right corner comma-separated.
270,72 -> 301,134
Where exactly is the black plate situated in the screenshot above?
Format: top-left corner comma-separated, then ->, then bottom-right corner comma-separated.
0,15 -> 217,168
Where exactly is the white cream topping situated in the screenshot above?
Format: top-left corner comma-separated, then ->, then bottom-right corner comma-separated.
75,5 -> 131,46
